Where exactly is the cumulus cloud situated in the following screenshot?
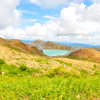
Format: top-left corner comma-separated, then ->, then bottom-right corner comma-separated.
30,0 -> 67,8
0,1 -> 100,45
91,0 -> 100,3
30,0 -> 86,8
0,0 -> 21,29
26,2 -> 100,37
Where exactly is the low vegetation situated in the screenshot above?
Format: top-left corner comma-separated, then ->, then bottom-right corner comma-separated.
0,37 -> 100,99
0,75 -> 100,100
0,58 -> 100,100
0,59 -> 41,77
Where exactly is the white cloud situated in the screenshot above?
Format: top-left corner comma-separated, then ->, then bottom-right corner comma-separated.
30,0 -> 41,5
30,0 -> 67,8
0,0 -> 21,29
23,19 -> 37,22
91,0 -> 100,3
0,1 -> 100,45
43,16 -> 56,20
0,26 -> 25,39
30,0 -> 86,8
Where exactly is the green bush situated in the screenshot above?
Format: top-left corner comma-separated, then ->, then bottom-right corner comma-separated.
19,65 -> 27,71
46,66 -> 70,78
9,69 -> 18,75
0,66 -> 2,75
27,68 -> 40,73
0,71 -> 2,75
0,69 -> 2,75
94,64 -> 97,68
46,66 -> 80,78
79,69 -> 88,75
0,59 -> 5,65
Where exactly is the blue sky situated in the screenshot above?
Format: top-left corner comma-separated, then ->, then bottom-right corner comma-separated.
0,0 -> 100,45
16,0 -> 63,28
17,0 -> 92,28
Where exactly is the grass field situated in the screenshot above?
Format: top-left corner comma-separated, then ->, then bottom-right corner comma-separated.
0,53 -> 100,100
0,75 -> 100,100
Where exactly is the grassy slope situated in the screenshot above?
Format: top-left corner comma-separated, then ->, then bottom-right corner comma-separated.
0,39 -> 100,99
0,76 -> 100,100
0,45 -> 61,73
0,56 -> 100,99
0,44 -> 100,74
54,58 -> 100,74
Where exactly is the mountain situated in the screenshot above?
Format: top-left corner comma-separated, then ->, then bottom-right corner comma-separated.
0,37 -> 100,74
54,41 -> 100,48
0,37 -> 63,72
29,40 -> 83,51
68,48 -> 100,63
0,38 -> 44,55
20,39 -> 100,48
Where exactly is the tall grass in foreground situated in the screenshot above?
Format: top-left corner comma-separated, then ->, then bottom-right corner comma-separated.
0,59 -> 100,100
0,75 -> 100,100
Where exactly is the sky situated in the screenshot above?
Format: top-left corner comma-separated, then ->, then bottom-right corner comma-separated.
0,0 -> 100,45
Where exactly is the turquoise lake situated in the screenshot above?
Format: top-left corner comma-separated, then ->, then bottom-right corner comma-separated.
43,50 -> 69,56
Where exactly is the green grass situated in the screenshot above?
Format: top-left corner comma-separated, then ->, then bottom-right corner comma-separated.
0,61 -> 41,77
0,59 -> 100,100
35,58 -> 50,65
0,76 -> 100,100
46,66 -> 80,78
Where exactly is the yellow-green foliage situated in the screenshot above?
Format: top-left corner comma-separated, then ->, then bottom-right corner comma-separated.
46,66 -> 79,78
34,58 -> 50,65
0,60 -> 41,76
0,59 -> 100,99
0,76 -> 100,100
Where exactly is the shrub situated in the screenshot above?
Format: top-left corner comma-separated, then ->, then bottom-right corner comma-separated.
93,64 -> 97,68
9,69 -> 18,75
19,65 -> 27,71
0,70 -> 2,75
27,68 -> 40,73
46,66 -> 71,78
46,66 -> 80,78
94,71 -> 100,75
0,59 -> 5,65
0,67 -> 2,75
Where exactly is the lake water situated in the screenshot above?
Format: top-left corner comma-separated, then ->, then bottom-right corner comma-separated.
43,49 -> 69,56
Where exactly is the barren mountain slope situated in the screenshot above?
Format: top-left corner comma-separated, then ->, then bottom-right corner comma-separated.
68,48 -> 100,63
30,40 -> 71,50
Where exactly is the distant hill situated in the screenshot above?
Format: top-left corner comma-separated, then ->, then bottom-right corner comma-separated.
53,41 -> 100,48
68,48 -> 100,63
0,38 -> 44,55
21,40 -> 100,48
29,40 -> 83,51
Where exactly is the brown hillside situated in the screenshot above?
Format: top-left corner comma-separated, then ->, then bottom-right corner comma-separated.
43,41 -> 71,50
0,38 -> 44,55
68,48 -> 100,63
94,48 -> 100,52
30,40 -> 71,50
0,38 -> 100,74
